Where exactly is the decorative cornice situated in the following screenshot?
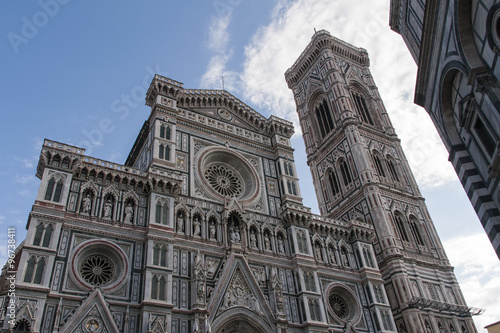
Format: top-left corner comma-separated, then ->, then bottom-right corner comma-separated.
285,30 -> 370,87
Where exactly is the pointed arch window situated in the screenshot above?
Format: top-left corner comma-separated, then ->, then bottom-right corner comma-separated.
352,91 -> 374,125
44,177 -> 64,202
151,275 -> 158,299
327,169 -> 341,199
394,213 -> 410,243
314,99 -> 335,138
409,217 -> 425,246
339,159 -> 353,186
159,124 -> 171,140
24,256 -> 45,284
284,161 -> 294,177
32,223 -> 53,247
158,144 -> 171,161
373,153 -> 386,178
297,230 -> 308,254
386,157 -> 400,182
155,200 -> 169,225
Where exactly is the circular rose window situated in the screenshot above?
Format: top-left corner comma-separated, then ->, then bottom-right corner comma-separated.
329,294 -> 349,319
204,164 -> 243,197
195,147 -> 261,205
69,240 -> 129,293
80,255 -> 114,286
326,284 -> 361,324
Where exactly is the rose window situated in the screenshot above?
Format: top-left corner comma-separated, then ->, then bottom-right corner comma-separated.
204,164 -> 243,197
329,294 -> 349,319
80,255 -> 114,286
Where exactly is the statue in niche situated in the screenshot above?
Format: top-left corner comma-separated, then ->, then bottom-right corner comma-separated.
103,199 -> 112,218
82,193 -> 91,214
209,222 -> 216,240
329,248 -> 336,264
230,226 -> 241,243
264,234 -> 271,251
193,217 -> 201,237
341,248 -> 350,267
177,214 -> 184,233
250,231 -> 258,248
278,237 -> 285,254
315,244 -> 323,262
124,203 -> 133,223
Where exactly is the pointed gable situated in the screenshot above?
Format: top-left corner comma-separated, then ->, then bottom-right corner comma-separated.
207,253 -> 274,328
59,289 -> 120,333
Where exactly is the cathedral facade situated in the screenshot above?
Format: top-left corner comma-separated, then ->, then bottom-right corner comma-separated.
389,0 -> 500,259
0,31 -> 477,333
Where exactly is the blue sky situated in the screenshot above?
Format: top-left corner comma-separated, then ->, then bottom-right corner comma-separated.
1,0 -> 499,330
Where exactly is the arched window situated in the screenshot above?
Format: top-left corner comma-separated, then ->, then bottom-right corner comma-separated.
373,152 -> 386,178
42,224 -> 53,247
160,246 -> 167,267
394,213 -> 410,243
327,169 -> 341,199
339,159 -> 353,186
314,98 -> 335,138
24,257 -> 36,283
159,144 -> 164,159
297,230 -> 308,254
155,200 -> 169,225
363,247 -> 375,268
386,156 -> 400,182
352,90 -> 374,125
160,124 -> 171,140
151,275 -> 158,299
44,178 -> 63,202
287,180 -> 297,195
165,145 -> 171,160
159,277 -> 166,301
33,224 -> 44,246
153,245 -> 160,265
24,256 -> 44,284
284,161 -> 294,177
409,216 -> 425,246
33,258 -> 45,284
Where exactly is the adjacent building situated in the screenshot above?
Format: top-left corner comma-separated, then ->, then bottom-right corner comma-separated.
0,31 -> 479,332
389,0 -> 500,259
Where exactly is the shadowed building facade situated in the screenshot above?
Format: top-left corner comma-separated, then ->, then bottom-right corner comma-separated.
0,31 -> 479,333
389,0 -> 500,259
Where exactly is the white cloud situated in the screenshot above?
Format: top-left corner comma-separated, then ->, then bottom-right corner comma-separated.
444,233 -> 500,332
200,10 -> 239,91
200,1 -> 495,330
201,0 -> 456,187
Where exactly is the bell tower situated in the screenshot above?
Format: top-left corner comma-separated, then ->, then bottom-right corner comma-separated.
285,30 -> 478,333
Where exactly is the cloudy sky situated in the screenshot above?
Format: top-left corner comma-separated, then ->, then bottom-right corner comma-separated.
1,0 -> 498,330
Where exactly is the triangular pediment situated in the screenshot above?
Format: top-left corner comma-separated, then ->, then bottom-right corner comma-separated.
179,90 -> 270,134
59,289 -> 119,333
207,254 -> 274,326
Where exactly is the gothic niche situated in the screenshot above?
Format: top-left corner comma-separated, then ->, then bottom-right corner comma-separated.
80,189 -> 95,215
227,213 -> 242,244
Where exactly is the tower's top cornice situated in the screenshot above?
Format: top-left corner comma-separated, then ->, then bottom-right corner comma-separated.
285,29 -> 370,87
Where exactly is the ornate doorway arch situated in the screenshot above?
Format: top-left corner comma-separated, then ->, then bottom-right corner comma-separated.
210,308 -> 273,333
